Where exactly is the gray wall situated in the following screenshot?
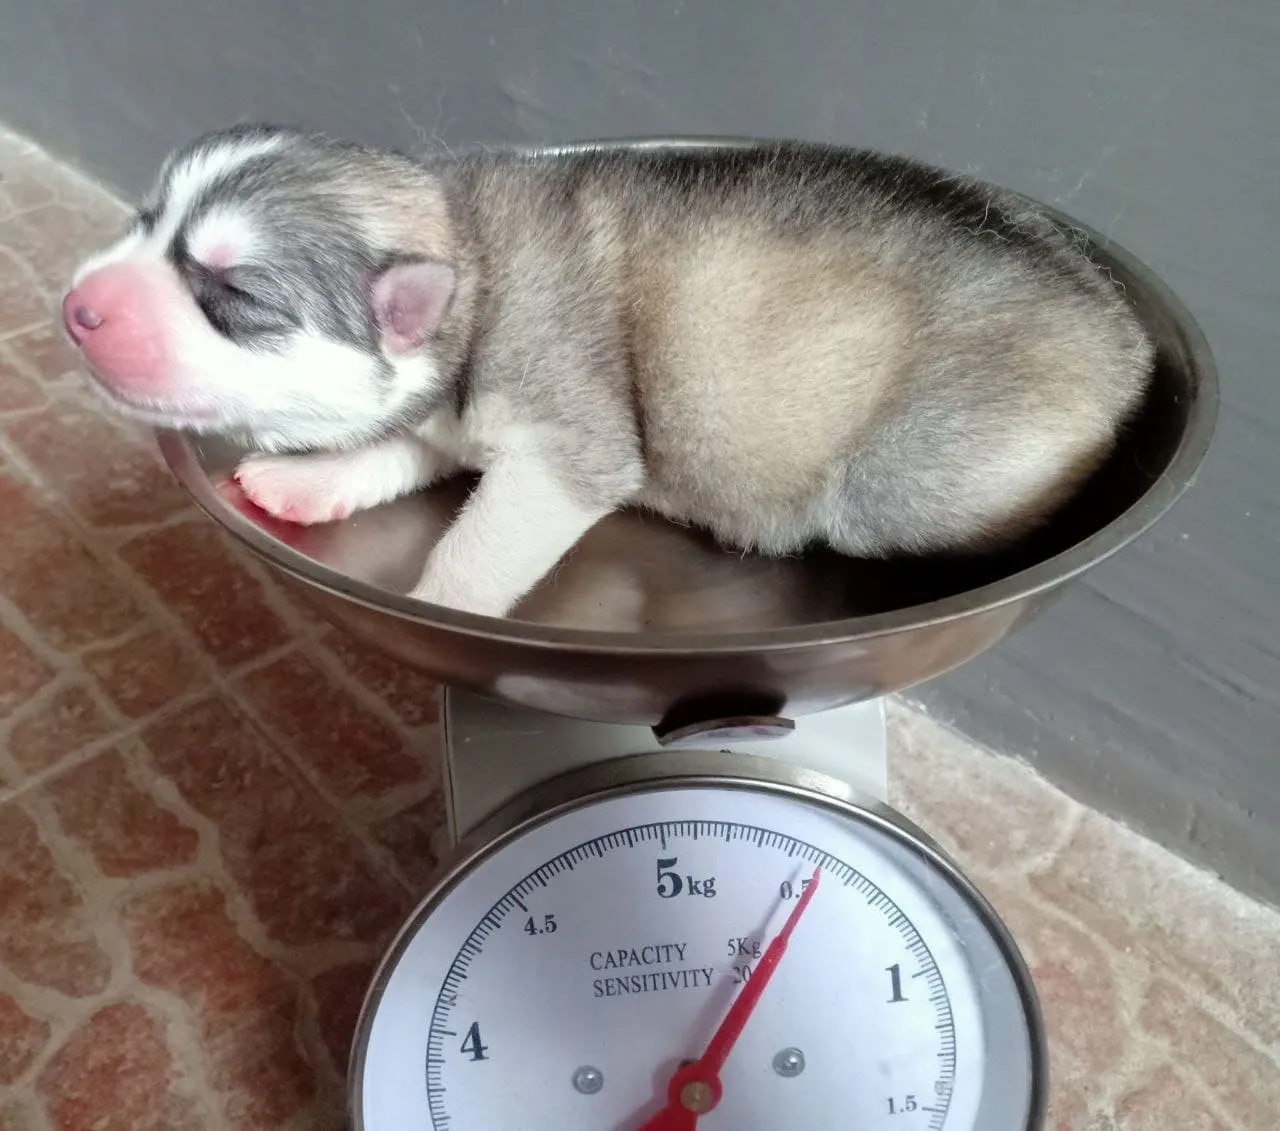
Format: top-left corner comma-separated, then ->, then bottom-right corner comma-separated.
3,1 -> 1277,902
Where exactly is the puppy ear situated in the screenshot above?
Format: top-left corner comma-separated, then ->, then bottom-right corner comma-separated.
372,259 -> 456,356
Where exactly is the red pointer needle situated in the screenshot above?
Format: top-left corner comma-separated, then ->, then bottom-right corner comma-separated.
637,865 -> 822,1128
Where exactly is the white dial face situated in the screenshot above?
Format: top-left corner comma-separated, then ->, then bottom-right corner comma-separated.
356,781 -> 1039,1131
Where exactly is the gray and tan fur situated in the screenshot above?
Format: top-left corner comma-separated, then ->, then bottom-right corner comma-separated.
64,125 -> 1153,619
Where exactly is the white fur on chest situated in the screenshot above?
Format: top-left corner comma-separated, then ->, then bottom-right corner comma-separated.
414,395 -> 516,474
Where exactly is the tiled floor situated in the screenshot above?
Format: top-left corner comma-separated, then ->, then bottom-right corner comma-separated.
0,125 -> 1277,1130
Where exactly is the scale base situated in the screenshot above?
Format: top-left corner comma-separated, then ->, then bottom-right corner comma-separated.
441,689 -> 888,844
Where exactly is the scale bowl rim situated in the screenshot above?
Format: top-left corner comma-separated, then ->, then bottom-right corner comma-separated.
157,133 -> 1219,658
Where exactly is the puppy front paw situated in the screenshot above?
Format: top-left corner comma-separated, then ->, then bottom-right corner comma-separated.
234,452 -> 367,526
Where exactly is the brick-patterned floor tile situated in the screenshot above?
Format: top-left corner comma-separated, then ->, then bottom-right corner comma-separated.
888,707 -> 1076,873
119,520 -> 291,668
0,1098 -> 48,1131
372,791 -> 446,890
7,322 -> 81,385
213,1007 -> 322,1131
1031,811 -> 1280,1045
0,619 -> 54,717
1042,1087 -> 1091,1131
45,748 -> 200,877
4,395 -> 191,527
2,201 -> 126,290
0,245 -> 51,333
0,992 -> 51,1085
311,960 -> 376,1079
37,1001 -> 208,1131
996,897 -> 1127,1110
124,882 -> 294,1018
320,628 -> 442,727
1115,1065 -> 1230,1130
0,342 -> 47,411
0,473 -> 144,650
8,680 -> 116,775
122,881 -> 316,1129
966,874 -> 1134,1127
0,803 -> 112,997
0,151 -> 61,215
1139,978 -> 1278,1125
236,650 -> 424,799
83,626 -> 205,718
141,697 -> 407,947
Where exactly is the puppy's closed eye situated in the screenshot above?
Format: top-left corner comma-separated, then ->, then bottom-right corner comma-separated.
188,264 -> 297,338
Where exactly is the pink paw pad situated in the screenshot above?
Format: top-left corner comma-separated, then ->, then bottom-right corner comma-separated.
232,458 -> 354,526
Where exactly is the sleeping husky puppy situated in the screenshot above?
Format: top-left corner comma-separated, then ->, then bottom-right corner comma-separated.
62,125 -> 1152,619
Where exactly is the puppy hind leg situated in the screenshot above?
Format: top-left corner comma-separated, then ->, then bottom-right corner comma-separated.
821,420 -> 1102,560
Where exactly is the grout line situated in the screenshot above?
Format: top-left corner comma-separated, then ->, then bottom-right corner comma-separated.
0,126 -> 131,211
229,688 -> 423,899
299,629 -> 442,759
0,964 -> 85,1105
0,674 -> 124,796
0,318 -> 58,344
0,1095 -> 55,1131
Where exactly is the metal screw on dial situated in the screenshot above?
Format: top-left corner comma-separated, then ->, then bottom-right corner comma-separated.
772,1047 -> 806,1077
572,1065 -> 604,1095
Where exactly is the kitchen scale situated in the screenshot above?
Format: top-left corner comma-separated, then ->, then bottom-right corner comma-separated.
154,138 -> 1216,1131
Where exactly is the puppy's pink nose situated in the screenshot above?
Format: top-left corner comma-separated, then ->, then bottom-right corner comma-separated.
62,290 -> 104,345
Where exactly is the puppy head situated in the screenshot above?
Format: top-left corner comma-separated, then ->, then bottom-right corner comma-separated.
62,124 -> 466,451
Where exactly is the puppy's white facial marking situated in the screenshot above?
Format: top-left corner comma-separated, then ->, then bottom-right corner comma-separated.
234,437 -> 447,525
72,135 -> 283,283
187,207 -> 259,269
154,134 -> 285,250
70,226 -> 148,286
410,452 -> 619,618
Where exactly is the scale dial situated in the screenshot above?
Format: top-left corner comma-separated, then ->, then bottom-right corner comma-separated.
352,752 -> 1045,1130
